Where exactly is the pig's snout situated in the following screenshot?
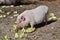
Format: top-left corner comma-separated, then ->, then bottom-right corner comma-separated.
15,21 -> 23,29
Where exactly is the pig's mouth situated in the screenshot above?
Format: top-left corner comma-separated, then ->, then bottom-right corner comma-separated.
17,22 -> 23,27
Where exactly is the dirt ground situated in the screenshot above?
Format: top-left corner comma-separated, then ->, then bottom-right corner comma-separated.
0,0 -> 60,40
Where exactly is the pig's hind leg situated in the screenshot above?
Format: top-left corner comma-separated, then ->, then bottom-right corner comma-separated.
44,13 -> 48,25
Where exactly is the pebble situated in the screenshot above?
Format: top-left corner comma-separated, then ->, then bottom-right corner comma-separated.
13,14 -> 19,17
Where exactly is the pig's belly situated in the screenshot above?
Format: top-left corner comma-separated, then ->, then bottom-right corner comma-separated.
33,13 -> 45,24
34,16 -> 44,24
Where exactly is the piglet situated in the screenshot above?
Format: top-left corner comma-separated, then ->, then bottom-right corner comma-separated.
0,0 -> 15,5
16,5 -> 49,31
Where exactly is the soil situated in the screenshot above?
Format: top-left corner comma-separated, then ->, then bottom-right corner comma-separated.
0,0 -> 60,40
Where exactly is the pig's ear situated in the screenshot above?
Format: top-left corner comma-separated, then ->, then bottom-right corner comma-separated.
21,16 -> 25,21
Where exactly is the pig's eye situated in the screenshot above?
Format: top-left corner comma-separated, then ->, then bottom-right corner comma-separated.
19,18 -> 25,23
21,16 -> 26,21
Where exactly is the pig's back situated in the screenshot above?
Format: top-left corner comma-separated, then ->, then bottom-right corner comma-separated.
30,5 -> 48,24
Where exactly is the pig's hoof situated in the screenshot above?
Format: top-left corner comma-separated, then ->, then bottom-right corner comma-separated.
25,27 -> 35,33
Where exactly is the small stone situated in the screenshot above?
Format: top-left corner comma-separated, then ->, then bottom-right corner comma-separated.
3,15 -> 6,17
13,24 -> 17,30
51,27 -> 54,29
10,5 -> 14,7
48,16 -> 57,21
13,11 -> 17,14
48,17 -> 52,21
13,14 -> 19,17
0,10 -> 2,12
4,35 -> 8,40
10,16 -> 13,19
20,5 -> 23,7
25,27 -> 35,33
21,28 -> 26,32
0,15 -> 3,18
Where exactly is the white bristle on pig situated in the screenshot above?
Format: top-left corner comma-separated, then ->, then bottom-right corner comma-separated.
16,5 -> 49,30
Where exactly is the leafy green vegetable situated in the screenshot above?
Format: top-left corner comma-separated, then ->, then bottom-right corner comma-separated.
25,27 -> 35,33
20,32 -> 27,38
6,12 -> 11,15
21,28 -> 26,32
13,24 -> 17,30
14,33 -> 19,39
52,16 -> 57,20
48,16 -> 57,21
0,15 -> 3,18
3,35 -> 8,40
49,13 -> 55,17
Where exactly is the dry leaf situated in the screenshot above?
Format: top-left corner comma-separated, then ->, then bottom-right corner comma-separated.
25,27 -> 35,33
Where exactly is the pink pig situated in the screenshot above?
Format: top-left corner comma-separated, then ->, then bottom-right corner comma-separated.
0,0 -> 15,5
16,5 -> 49,30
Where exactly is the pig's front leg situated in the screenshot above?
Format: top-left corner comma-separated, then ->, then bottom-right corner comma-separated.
30,22 -> 35,28
43,13 -> 48,25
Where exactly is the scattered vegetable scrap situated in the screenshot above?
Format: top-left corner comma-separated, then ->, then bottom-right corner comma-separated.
12,22 -> 35,38
0,15 -> 3,18
25,27 -> 35,33
3,35 -> 8,40
48,13 -> 59,21
49,13 -> 55,17
20,5 -> 23,7
14,33 -> 19,39
20,32 -> 27,38
19,27 -> 35,38
21,28 -> 26,32
12,24 -> 17,30
6,12 -> 11,15
13,14 -> 19,17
